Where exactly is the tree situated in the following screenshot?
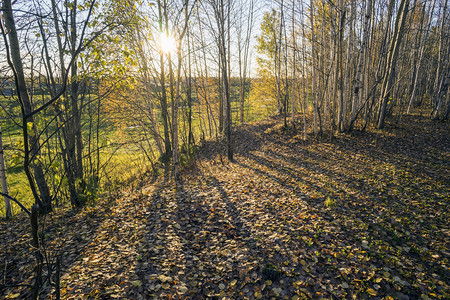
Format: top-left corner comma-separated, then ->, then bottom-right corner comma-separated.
0,122 -> 11,218
2,0 -> 53,213
310,0 -> 319,134
209,0 -> 233,161
256,10 -> 283,113
349,0 -> 372,131
156,0 -> 173,180
406,0 -> 436,114
431,0 -> 449,120
236,0 -> 255,124
377,0 -> 409,129
171,0 -> 196,182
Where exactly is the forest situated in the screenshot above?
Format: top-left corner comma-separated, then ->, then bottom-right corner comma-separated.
0,0 -> 449,299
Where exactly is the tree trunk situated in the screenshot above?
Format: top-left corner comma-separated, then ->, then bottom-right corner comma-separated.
2,0 -> 52,213
432,0 -> 448,120
337,0 -> 346,133
237,1 -> 254,125
187,30 -> 194,145
157,0 -> 172,180
291,0 -> 297,126
407,0 -> 435,114
377,0 -> 409,129
350,0 -> 372,130
213,0 -> 233,161
172,0 -> 191,182
0,124 -> 11,218
310,0 -> 318,135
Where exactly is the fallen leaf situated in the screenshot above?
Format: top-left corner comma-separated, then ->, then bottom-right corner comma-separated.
132,280 -> 142,287
366,288 -> 377,296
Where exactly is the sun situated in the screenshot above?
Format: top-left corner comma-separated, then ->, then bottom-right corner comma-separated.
160,34 -> 176,54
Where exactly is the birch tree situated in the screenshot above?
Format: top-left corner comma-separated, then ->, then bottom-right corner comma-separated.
210,0 -> 233,161
377,0 -> 409,128
236,0 -> 255,124
1,0 -> 53,212
0,123 -> 10,218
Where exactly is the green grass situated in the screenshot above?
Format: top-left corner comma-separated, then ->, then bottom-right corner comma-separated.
2,168 -> 33,216
0,142 -> 150,217
0,94 -> 271,217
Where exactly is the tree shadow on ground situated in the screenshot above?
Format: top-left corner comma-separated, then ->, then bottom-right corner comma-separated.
3,113 -> 447,299
0,197 -> 120,298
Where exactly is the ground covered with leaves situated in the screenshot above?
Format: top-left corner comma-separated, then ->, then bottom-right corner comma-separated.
1,113 -> 449,299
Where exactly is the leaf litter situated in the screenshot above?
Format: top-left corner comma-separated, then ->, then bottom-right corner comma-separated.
0,114 -> 448,299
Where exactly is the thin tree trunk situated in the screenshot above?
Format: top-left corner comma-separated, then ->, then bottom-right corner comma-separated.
350,0 -> 372,130
187,30 -> 194,145
238,0 -> 254,124
2,0 -> 52,212
407,0 -> 435,114
213,0 -> 233,161
377,0 -> 409,129
432,0 -> 448,120
172,0 -> 191,182
310,0 -> 318,135
157,0 -> 172,180
337,0 -> 346,133
291,0 -> 296,126
0,124 -> 11,218
275,5 -> 283,115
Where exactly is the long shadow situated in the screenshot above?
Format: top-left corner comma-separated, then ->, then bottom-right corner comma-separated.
242,137 -> 440,234
208,159 -> 378,298
234,154 -> 371,247
242,117 -> 448,217
0,198 -> 118,298
134,167 -> 326,299
132,113 -> 448,299
196,120 -> 272,161
133,177 -> 265,298
246,123 -> 447,295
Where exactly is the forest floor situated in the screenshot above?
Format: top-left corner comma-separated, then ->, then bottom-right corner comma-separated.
0,113 -> 449,299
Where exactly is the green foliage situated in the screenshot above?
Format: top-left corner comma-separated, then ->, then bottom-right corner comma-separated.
179,143 -> 198,168
256,9 -> 280,61
324,196 -> 336,208
79,175 -> 100,207
253,9 -> 281,106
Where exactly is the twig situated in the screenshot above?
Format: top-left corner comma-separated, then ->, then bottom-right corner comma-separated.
0,192 -> 30,216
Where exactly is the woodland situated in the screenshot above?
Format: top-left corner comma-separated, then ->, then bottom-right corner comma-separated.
0,0 -> 449,299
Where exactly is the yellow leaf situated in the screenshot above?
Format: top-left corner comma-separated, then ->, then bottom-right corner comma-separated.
162,283 -> 170,289
27,122 -> 33,132
367,288 -> 377,296
89,289 -> 99,296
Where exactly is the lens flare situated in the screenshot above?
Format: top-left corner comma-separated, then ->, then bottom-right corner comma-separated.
160,34 -> 176,54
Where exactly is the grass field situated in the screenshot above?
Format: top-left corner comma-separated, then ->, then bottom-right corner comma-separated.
0,95 -> 273,217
